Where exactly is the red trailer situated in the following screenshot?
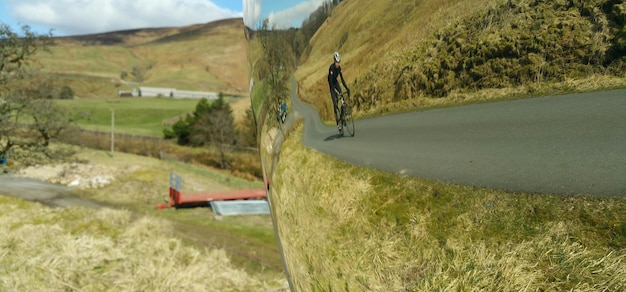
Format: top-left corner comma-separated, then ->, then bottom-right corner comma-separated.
157,172 -> 267,209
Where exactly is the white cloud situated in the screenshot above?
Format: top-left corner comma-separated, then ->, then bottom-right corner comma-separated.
243,0 -> 262,28
9,0 -> 242,36
267,0 -> 325,29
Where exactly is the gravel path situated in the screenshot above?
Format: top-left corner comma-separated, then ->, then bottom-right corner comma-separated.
0,175 -> 105,208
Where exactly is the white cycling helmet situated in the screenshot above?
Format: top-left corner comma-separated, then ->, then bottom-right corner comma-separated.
333,52 -> 341,63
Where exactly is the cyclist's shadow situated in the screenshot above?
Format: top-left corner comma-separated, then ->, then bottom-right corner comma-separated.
324,133 -> 345,141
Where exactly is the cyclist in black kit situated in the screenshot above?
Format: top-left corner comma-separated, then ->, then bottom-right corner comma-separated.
328,52 -> 350,130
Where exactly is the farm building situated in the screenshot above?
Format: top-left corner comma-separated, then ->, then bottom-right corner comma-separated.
137,87 -> 218,99
118,88 -> 137,97
138,87 -> 175,97
175,90 -> 219,99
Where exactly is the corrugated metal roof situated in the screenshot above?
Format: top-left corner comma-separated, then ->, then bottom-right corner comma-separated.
137,87 -> 218,99
209,200 -> 270,216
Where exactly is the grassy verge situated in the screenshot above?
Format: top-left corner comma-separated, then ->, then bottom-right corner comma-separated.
0,195 -> 287,291
1,148 -> 287,289
250,80 -> 267,119
268,123 -> 626,291
71,149 -> 283,277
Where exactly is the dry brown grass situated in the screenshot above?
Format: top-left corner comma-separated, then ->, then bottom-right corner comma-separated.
0,196 -> 288,291
36,18 -> 249,98
253,0 -> 626,290
61,129 -> 263,180
230,96 -> 254,126
294,0 -> 626,124
67,148 -> 260,206
0,146 -> 288,290
264,124 -> 626,291
295,0 -> 492,120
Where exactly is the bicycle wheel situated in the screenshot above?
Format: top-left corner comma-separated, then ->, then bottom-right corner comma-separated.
339,103 -> 353,137
344,109 -> 355,137
335,98 -> 343,134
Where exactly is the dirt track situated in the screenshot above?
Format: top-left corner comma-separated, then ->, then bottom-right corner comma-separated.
0,175 -> 105,208
0,171 -> 285,275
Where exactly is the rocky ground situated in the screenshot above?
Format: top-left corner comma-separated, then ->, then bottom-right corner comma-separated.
0,162 -> 133,209
14,162 -> 139,189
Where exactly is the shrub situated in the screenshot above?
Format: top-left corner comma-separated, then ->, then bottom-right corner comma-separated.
354,0 -> 624,111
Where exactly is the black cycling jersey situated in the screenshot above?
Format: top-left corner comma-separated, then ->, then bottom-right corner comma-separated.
328,62 -> 349,126
328,63 -> 349,92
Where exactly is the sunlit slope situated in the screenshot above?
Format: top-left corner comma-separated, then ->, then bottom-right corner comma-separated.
296,0 -> 626,120
295,0 -> 491,116
35,18 -> 248,98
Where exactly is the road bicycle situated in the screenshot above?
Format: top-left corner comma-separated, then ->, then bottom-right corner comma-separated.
276,101 -> 287,124
336,92 -> 355,137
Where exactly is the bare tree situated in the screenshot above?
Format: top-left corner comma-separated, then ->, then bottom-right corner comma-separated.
0,24 -> 48,85
257,19 -> 295,126
0,24 -> 80,162
1,76 -> 82,159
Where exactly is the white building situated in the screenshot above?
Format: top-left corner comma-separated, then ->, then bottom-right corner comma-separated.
138,87 -> 176,97
137,87 -> 218,99
175,90 -> 219,99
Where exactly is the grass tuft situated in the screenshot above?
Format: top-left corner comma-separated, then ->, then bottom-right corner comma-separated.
267,124 -> 626,291
0,195 -> 288,291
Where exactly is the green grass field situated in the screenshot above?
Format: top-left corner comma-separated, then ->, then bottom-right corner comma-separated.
56,97 -> 210,137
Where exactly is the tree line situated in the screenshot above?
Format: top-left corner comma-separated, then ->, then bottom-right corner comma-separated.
1,23 -> 257,173
162,94 -> 256,169
251,0 -> 340,129
0,0 -> 340,169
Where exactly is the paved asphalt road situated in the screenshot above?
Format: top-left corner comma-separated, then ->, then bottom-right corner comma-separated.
291,82 -> 625,196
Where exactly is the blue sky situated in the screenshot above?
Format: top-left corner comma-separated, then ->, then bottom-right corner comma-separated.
0,0 -> 243,36
245,0 -> 326,29
0,0 -> 326,36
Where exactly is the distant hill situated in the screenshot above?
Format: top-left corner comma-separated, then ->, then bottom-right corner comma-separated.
35,18 -> 248,98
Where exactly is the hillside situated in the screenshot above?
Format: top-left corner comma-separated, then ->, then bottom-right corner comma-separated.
295,0 -> 492,116
266,0 -> 626,290
34,18 -> 249,98
295,0 -> 626,121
